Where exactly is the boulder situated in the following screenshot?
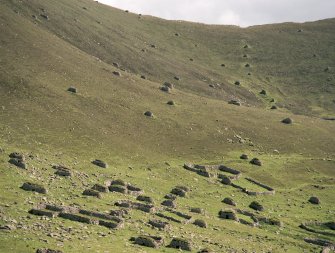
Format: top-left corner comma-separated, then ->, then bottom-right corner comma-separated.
240,154 -> 248,160
249,201 -> 264,211
250,158 -> 262,166
309,196 -> 320,205
282,118 -> 293,124
221,175 -> 232,185
222,197 -> 236,206
271,105 -> 278,110
92,159 -> 108,168
112,71 -> 121,76
67,87 -> 77,93
193,219 -> 207,228
234,81 -> 240,85
167,100 -> 175,105
144,111 -> 154,117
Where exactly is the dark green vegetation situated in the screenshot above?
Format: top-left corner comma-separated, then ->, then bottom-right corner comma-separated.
0,0 -> 334,252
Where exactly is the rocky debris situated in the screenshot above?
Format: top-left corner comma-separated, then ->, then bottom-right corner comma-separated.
167,100 -> 175,105
168,238 -> 192,251
221,175 -> 232,185
67,87 -> 77,93
193,219 -> 207,228
149,219 -> 169,230
309,196 -> 320,205
134,235 -> 164,248
219,209 -> 239,221
92,159 -> 108,168
112,71 -> 121,76
228,100 -> 241,106
190,207 -> 204,214
161,199 -> 176,208
282,118 -> 293,124
240,154 -> 248,160
260,89 -> 267,95
36,249 -> 63,253
52,165 -> 72,177
92,184 -> 109,193
222,197 -> 236,206
250,158 -> 262,166
21,182 -> 47,194
82,189 -> 102,198
249,201 -> 264,211
144,111 -> 154,117
271,105 -> 278,110
136,195 -> 153,203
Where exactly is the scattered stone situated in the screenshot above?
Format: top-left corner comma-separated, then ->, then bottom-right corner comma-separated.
21,182 -> 47,194
167,100 -> 175,105
282,118 -> 293,124
222,197 -> 236,206
112,71 -> 121,76
134,235 -> 164,248
161,200 -> 176,208
144,111 -> 154,117
309,196 -> 320,205
168,238 -> 192,251
228,100 -> 241,106
249,201 -> 264,211
193,219 -> 207,228
240,154 -> 248,160
36,249 -> 63,253
219,209 -> 239,221
92,159 -> 108,168
260,89 -> 267,95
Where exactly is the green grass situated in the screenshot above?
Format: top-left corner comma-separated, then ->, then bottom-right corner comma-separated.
0,0 -> 334,252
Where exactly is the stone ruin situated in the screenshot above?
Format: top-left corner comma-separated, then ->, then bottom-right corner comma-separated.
218,209 -> 239,222
29,203 -> 124,229
107,179 -> 144,196
133,235 -> 164,248
161,199 -> 176,208
190,207 -> 204,214
8,152 -> 27,169
115,200 -> 155,213
82,189 -> 102,199
136,195 -> 154,203
231,177 -> 275,196
52,165 -> 72,177
171,185 -> 189,197
155,209 -> 192,224
168,238 -> 193,251
21,182 -> 47,194
149,219 -> 170,230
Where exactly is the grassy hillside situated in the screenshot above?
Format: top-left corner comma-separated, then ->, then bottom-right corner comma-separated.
0,0 -> 334,252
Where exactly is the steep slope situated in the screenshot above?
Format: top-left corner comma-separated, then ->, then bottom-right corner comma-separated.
0,0 -> 334,253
